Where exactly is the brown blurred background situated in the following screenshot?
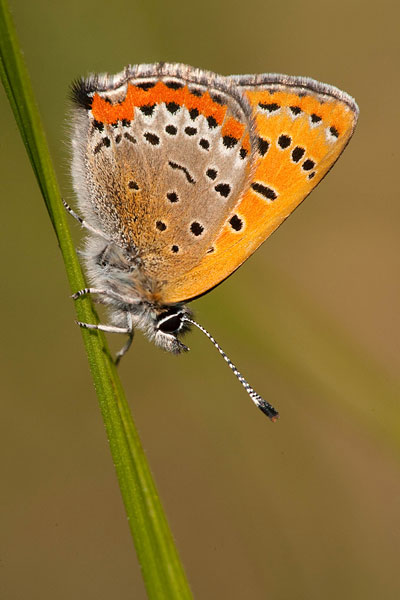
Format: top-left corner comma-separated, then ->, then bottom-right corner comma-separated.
1,0 -> 399,598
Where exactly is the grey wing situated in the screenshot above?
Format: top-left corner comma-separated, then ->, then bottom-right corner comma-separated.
70,63 -> 258,284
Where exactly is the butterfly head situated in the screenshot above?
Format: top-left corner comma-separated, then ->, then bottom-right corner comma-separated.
152,305 -> 192,354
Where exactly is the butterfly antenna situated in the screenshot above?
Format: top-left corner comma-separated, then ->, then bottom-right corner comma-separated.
183,318 -> 279,421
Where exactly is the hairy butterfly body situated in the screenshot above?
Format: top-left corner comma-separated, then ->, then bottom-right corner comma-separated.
68,63 -> 358,420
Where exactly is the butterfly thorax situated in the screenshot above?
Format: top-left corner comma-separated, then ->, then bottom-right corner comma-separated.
82,235 -> 191,352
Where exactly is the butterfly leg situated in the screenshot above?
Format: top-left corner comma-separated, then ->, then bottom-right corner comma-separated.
72,287 -> 141,305
76,313 -> 134,365
115,312 -> 134,365
62,199 -> 109,240
76,321 -> 131,334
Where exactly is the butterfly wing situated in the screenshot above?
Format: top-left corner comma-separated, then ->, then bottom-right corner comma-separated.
71,63 -> 258,290
159,73 -> 359,303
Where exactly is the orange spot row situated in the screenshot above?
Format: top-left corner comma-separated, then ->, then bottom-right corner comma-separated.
91,81 -> 237,127
245,89 -> 355,137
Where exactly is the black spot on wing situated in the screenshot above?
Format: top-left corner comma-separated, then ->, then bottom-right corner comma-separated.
190,222 -> 204,236
168,161 -> 196,184
289,105 -> 302,115
214,183 -> 231,198
257,137 -> 269,156
229,215 -> 243,231
222,136 -> 238,149
140,104 -> 156,116
211,94 -> 224,104
291,146 -> 305,162
199,138 -> 210,150
165,124 -> 177,135
167,191 -> 179,203
144,132 -> 160,146
302,159 -> 315,171
251,182 -> 277,200
259,102 -> 279,112
93,136 -> 110,154
156,220 -> 167,231
136,81 -> 155,90
165,80 -> 183,89
278,135 -> 291,149
189,88 -> 203,97
185,126 -> 197,136
166,102 -> 180,114
93,120 -> 104,132
124,132 -> 137,144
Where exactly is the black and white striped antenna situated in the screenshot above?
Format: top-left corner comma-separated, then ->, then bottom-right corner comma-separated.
183,317 -> 279,421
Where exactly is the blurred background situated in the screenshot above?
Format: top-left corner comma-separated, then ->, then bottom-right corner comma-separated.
1,0 -> 399,598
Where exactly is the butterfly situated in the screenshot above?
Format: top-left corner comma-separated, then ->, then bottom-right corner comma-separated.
66,63 -> 358,420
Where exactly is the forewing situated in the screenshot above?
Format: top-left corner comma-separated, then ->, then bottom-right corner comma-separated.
71,63 -> 257,286
159,73 -> 359,303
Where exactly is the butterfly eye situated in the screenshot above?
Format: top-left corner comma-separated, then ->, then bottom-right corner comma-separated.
157,312 -> 183,334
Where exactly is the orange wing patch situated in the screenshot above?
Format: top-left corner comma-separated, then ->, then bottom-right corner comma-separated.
91,82 -> 229,125
159,87 -> 358,303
